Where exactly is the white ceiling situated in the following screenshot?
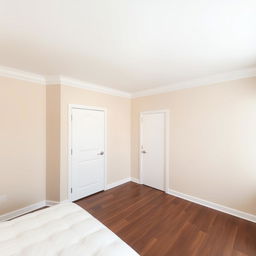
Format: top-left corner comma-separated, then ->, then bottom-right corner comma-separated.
0,0 -> 256,93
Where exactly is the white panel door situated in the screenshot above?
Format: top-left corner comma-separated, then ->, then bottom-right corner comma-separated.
141,112 -> 165,191
71,108 -> 105,201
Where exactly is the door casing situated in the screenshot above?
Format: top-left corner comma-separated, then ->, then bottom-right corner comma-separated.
68,104 -> 107,201
139,110 -> 169,193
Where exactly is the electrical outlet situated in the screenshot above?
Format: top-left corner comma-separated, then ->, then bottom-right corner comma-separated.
0,195 -> 7,204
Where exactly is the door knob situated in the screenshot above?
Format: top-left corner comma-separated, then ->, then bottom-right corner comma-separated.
97,151 -> 104,155
141,150 -> 147,154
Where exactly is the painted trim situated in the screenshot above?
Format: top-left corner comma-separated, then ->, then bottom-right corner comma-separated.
140,110 -> 170,193
60,199 -> 72,203
60,76 -> 131,98
45,200 -> 71,206
46,76 -> 131,98
68,104 -> 108,201
132,67 -> 256,98
45,75 -> 61,85
0,66 -> 130,98
0,200 -> 72,221
1,185 -> 255,223
167,189 -> 256,223
105,178 -> 131,190
45,200 -> 59,206
131,177 -> 140,184
0,66 -> 45,85
2,65 -> 256,98
0,201 -> 46,222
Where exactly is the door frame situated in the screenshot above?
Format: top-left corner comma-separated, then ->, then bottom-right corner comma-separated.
139,110 -> 170,193
68,104 -> 107,201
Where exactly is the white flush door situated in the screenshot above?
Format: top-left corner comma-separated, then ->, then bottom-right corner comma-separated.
140,112 -> 166,191
71,107 -> 105,201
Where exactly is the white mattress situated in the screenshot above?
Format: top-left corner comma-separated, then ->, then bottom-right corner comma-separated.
0,203 -> 139,256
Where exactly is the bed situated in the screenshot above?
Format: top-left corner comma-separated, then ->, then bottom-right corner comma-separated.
0,203 -> 139,256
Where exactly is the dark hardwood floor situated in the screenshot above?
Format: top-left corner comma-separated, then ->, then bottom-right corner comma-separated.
75,182 -> 256,256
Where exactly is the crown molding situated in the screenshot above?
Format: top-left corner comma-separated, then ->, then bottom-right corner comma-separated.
0,66 -> 45,84
0,66 -> 131,98
44,75 -> 61,85
1,65 -> 256,99
45,75 -> 132,98
59,76 -> 131,98
131,67 -> 256,98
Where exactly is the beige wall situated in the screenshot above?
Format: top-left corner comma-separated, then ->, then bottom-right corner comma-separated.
132,77 -> 256,215
1,74 -> 256,217
46,85 -> 60,201
0,77 -> 46,214
60,85 -> 131,201
0,79 -> 131,214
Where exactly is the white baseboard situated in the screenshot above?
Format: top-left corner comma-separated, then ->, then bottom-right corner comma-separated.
106,177 -> 131,190
131,177 -> 140,184
60,199 -> 72,203
2,184 -> 255,223
45,200 -> 59,206
45,200 -> 72,206
0,201 -> 46,222
0,200 -> 73,221
0,178 -> 136,221
167,189 -> 256,223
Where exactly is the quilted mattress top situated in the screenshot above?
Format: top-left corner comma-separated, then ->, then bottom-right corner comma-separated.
0,203 -> 139,256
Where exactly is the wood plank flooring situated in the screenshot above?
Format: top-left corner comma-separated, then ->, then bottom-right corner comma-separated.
75,182 -> 256,256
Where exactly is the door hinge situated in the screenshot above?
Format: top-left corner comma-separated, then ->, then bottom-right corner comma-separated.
71,114 -> 73,121
71,187 -> 73,193
71,148 -> 73,155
